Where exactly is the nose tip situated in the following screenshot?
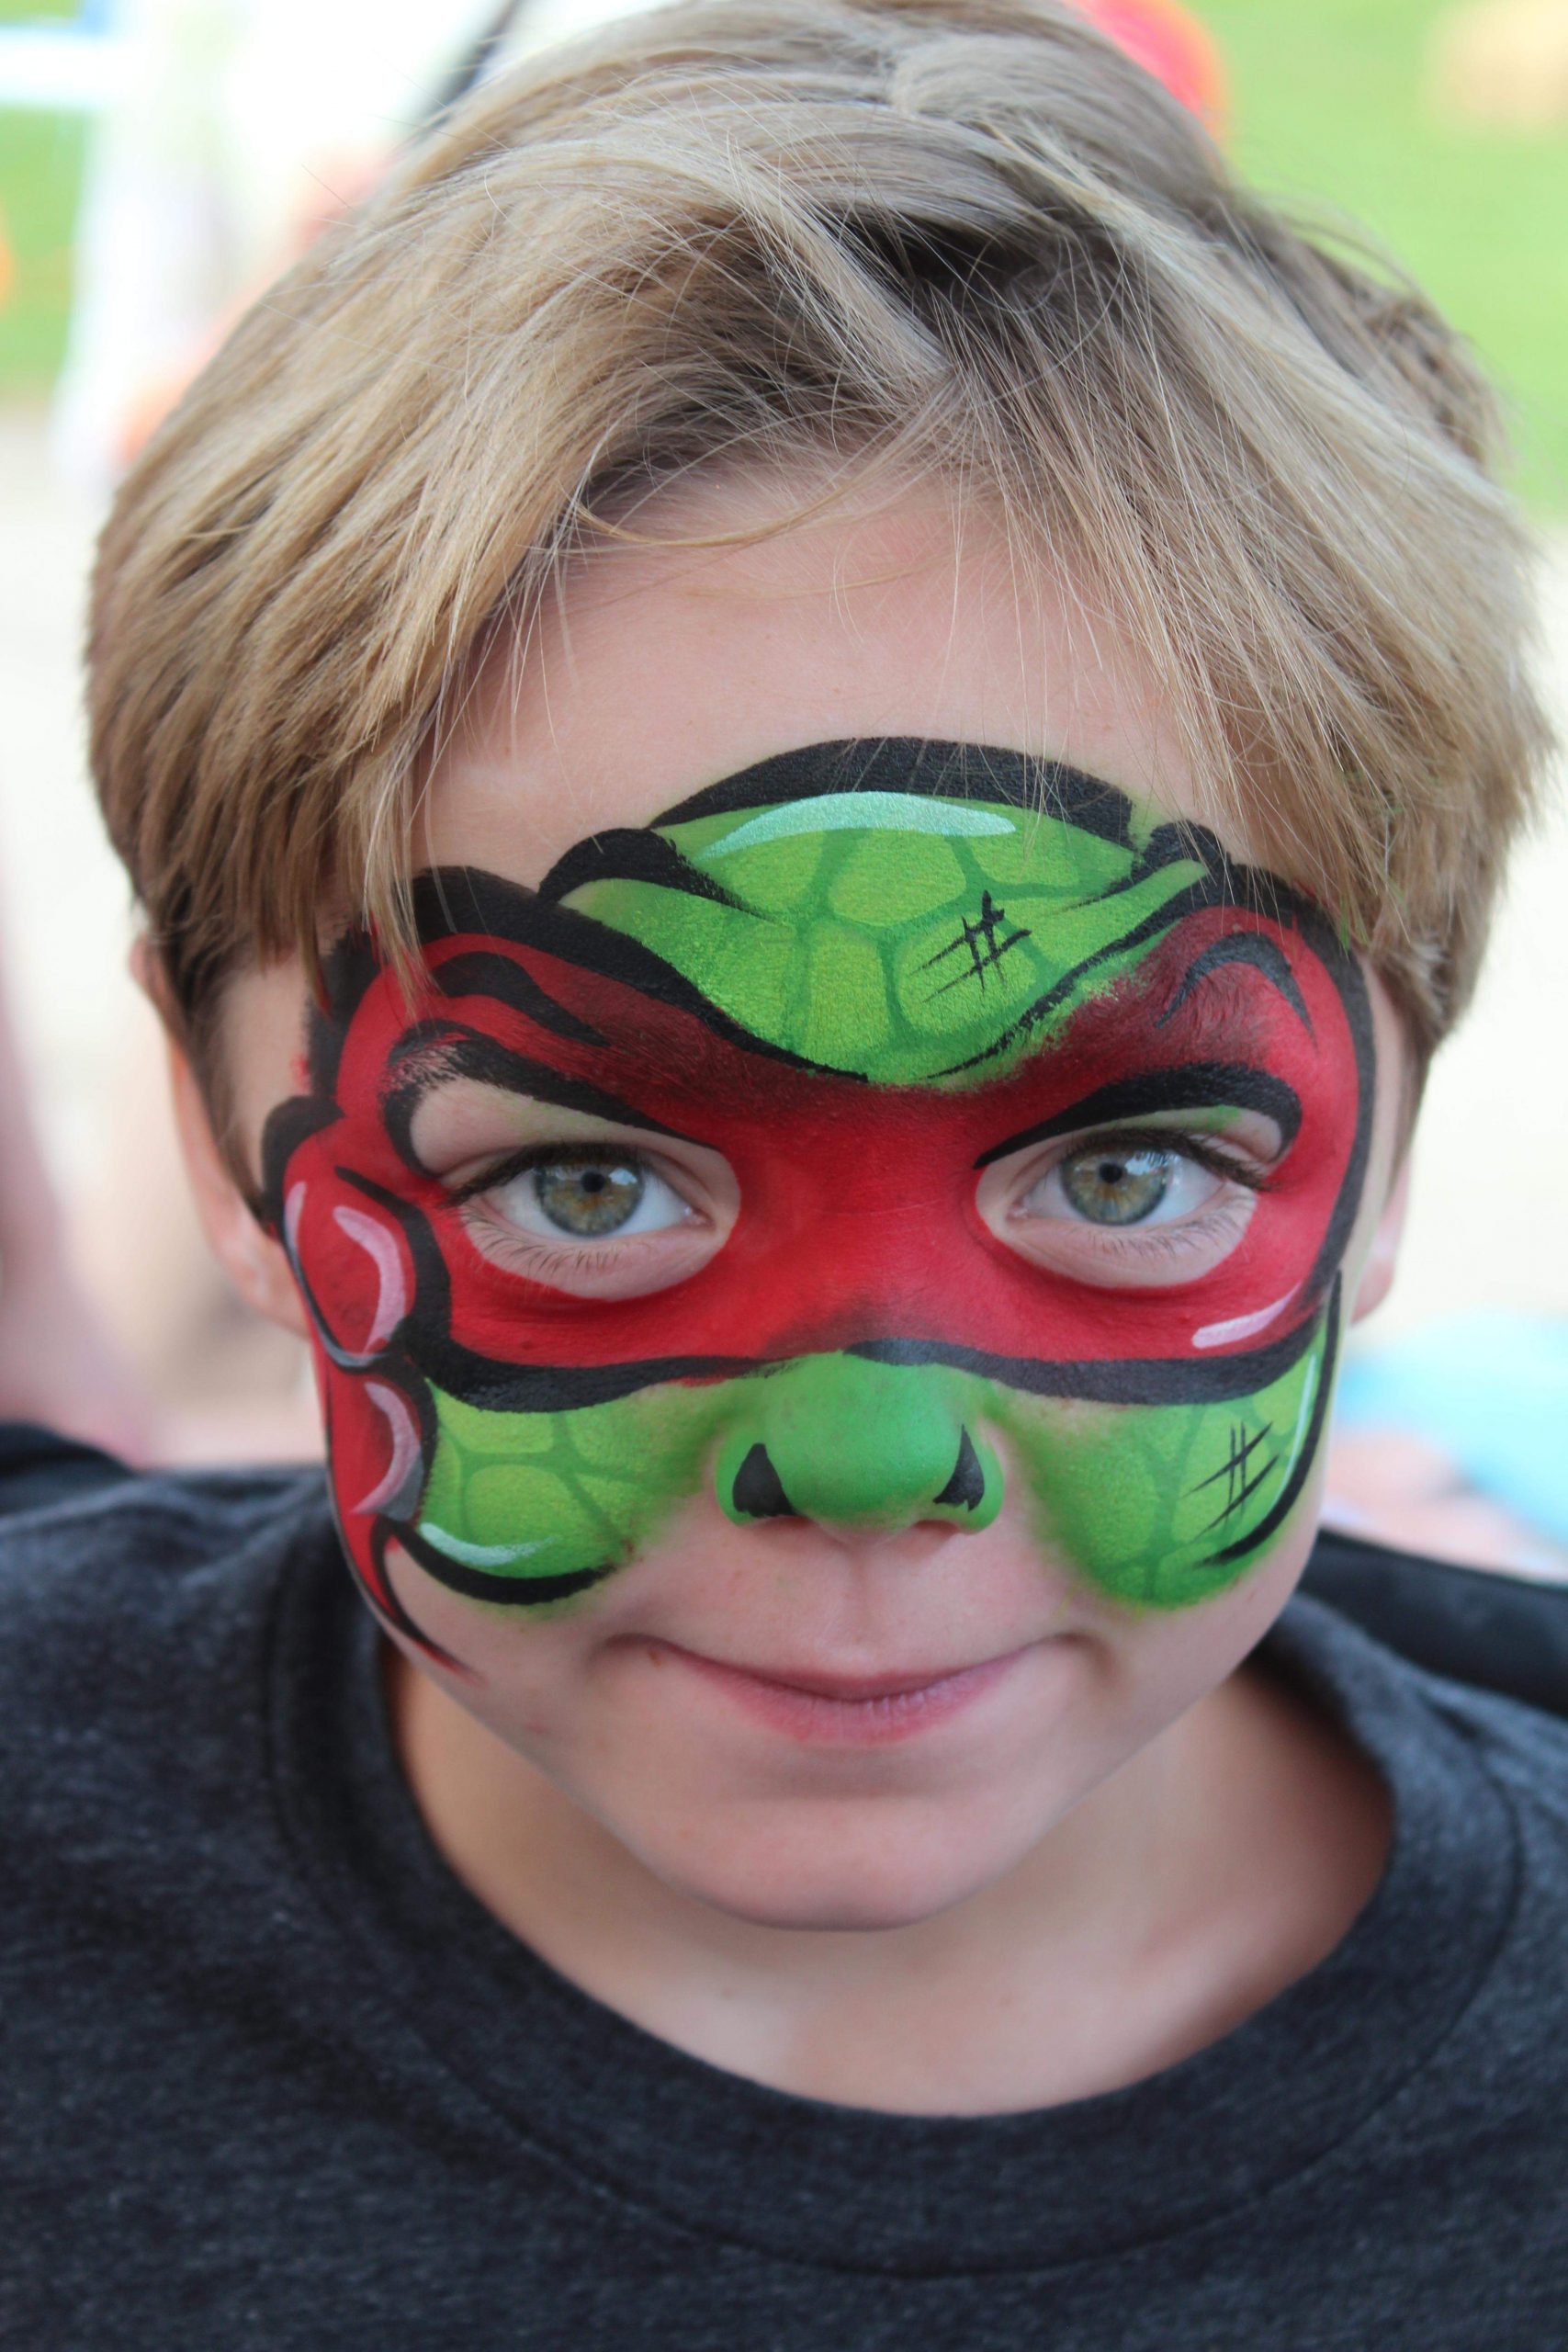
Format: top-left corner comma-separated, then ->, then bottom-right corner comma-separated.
716,1357 -> 1002,1536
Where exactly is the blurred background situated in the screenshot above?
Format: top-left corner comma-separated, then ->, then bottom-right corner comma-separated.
0,0 -> 1565,1568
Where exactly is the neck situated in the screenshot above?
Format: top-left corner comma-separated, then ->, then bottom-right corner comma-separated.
381,1636 -> 1389,2115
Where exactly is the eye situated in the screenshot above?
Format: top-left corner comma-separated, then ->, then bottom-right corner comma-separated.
492,1150 -> 693,1243
976,1122 -> 1268,1291
1025,1145 -> 1221,1228
449,1122 -> 738,1303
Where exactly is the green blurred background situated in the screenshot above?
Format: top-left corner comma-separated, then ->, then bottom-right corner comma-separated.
0,1 -> 85,392
1,0 -> 1565,509
1203,0 -> 1568,512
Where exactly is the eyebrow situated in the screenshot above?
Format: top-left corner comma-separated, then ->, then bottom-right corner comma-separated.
1156,933 -> 1313,1035
380,1024 -> 700,1175
972,1062 -> 1303,1169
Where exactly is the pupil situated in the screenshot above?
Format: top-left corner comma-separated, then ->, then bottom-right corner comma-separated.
1060,1146 -> 1174,1227
534,1155 -> 644,1238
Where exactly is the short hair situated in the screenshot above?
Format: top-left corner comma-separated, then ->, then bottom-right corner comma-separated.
87,0 -> 1553,1087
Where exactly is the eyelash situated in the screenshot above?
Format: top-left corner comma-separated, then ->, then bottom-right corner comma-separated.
465,1229 -> 637,1285
1038,1124 -> 1272,1195
444,1142 -> 631,1209
447,1124 -> 1270,1229
449,1142 -> 701,1286
1048,1195 -> 1249,1267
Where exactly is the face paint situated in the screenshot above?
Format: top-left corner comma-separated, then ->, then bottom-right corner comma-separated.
262,741 -> 1372,1661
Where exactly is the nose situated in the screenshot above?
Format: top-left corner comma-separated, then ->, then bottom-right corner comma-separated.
716,1355 -> 1002,1536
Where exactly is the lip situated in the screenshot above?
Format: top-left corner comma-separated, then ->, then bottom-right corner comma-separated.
650,1640 -> 1030,1747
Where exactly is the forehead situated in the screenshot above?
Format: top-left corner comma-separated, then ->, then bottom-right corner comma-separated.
224,478 -> 1348,1163
425,475 -> 1212,884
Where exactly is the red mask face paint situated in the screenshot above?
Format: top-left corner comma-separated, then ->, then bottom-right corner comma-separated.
261,742 -> 1373,1660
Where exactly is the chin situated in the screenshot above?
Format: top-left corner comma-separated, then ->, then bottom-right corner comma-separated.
639,1804 -> 1033,1933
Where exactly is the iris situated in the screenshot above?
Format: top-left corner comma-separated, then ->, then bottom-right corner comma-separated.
1059,1146 -> 1176,1226
534,1153 -> 646,1238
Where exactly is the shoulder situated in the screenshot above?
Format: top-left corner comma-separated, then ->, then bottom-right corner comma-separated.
0,1427 -> 333,1663
1269,1569 -> 1568,2205
1286,1547 -> 1568,1973
1294,1528 -> 1568,1800
1303,1523 -> 1568,1723
0,1428 -> 336,1837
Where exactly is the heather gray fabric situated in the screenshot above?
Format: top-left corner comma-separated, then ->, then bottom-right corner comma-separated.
4,1459 -> 1566,2348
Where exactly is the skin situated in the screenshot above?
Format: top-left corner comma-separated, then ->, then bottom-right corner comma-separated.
265,751 -> 1370,1636
167,475 -> 1404,2115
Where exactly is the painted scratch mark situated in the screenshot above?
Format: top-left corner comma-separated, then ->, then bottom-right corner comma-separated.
1190,1419 -> 1277,1532
920,892 -> 1032,997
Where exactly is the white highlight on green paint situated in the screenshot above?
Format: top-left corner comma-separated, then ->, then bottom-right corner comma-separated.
1280,1352 -> 1319,1486
416,1521 -> 549,1569
695,792 -> 1017,862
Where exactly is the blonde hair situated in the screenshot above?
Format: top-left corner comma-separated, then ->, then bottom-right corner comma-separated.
88,0 -> 1552,1076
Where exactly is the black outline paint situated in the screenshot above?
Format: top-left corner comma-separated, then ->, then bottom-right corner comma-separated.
1207,1281 -> 1340,1568
651,740 -> 1138,842
934,1427 -> 987,1510
1157,933 -> 1312,1035
730,1442 -> 794,1520
539,825 -> 751,911
378,1025 -> 699,1178
263,739 -> 1377,1621
434,951 -> 606,1046
919,891 -> 1032,999
972,1064 -> 1304,1170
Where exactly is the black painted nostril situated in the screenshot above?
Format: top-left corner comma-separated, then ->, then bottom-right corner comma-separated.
933,1427 -> 986,1512
731,1442 -> 795,1520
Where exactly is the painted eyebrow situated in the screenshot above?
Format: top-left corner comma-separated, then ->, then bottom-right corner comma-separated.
972,1062 -> 1303,1169
1156,933 -> 1313,1035
431,949 -> 606,1046
380,1025 -> 699,1175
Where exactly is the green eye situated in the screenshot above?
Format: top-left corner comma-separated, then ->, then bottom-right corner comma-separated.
532,1154 -> 645,1237
1058,1146 -> 1177,1227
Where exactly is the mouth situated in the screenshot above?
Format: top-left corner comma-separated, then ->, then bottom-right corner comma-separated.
649,1639 -> 1031,1746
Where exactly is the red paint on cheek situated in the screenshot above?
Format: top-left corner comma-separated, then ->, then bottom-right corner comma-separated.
285,1179 -> 417,1362
280,905 -> 1363,1379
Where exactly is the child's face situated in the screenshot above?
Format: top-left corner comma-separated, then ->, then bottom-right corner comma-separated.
220,480 -> 1408,1929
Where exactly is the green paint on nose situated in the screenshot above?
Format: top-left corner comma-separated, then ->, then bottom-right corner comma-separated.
412,1319 -> 1332,1614
716,1353 -> 1004,1532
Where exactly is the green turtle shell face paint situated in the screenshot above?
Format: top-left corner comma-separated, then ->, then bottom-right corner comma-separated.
261,741 -> 1373,1664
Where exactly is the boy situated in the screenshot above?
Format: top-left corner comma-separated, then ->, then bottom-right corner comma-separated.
6,2 -> 1564,2341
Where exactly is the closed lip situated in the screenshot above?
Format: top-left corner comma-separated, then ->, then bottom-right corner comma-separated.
674,1651 -> 1015,1701
649,1638 -> 1032,1744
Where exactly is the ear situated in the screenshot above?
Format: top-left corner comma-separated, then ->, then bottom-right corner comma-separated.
1349,1153 -> 1411,1327
133,938 -> 311,1343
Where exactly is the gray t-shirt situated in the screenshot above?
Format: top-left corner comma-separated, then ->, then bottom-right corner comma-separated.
3,1456 -> 1566,2346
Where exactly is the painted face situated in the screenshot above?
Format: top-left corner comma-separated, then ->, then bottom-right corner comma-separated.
263,741 -> 1371,1665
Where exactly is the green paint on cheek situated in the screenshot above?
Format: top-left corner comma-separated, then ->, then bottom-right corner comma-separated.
416,1378 -> 733,1610
988,1328 -> 1327,1609
412,1333 -> 1327,1615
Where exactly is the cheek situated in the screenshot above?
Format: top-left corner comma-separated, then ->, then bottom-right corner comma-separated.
313,1362 -> 738,1658
992,1299 -> 1338,1610
379,1568 -> 608,1745
313,1325 -> 1341,1690
1088,1520 -> 1316,1747
281,1168 -> 421,1369
413,1379 -> 729,1583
